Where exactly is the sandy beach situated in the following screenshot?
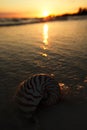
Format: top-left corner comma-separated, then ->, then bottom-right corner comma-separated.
0,94 -> 87,130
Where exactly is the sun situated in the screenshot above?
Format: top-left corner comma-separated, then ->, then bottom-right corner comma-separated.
43,10 -> 49,17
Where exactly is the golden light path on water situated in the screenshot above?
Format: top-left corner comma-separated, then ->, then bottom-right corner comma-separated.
41,24 -> 48,57
41,23 -> 87,99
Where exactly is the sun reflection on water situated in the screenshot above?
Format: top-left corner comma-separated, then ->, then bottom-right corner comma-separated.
43,24 -> 48,46
42,53 -> 48,57
41,24 -> 49,57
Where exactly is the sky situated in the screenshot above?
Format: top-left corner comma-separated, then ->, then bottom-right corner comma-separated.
0,0 -> 87,18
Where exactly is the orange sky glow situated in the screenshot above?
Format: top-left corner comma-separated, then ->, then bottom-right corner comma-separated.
0,0 -> 87,18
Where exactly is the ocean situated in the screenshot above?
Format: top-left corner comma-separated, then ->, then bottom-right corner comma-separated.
0,19 -> 87,109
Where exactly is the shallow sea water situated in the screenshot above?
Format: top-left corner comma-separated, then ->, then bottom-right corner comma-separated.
0,19 -> 87,129
0,19 -> 87,100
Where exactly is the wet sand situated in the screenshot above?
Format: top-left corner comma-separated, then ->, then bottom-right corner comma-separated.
0,97 -> 87,130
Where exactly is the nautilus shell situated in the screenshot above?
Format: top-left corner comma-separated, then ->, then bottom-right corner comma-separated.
14,74 -> 61,119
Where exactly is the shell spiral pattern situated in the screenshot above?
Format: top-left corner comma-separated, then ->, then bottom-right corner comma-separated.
14,74 -> 61,118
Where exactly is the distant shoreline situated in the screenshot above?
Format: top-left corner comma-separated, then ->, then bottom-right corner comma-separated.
0,15 -> 87,27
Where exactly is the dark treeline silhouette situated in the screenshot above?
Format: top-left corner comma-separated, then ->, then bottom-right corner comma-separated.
76,7 -> 87,15
61,7 -> 87,17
